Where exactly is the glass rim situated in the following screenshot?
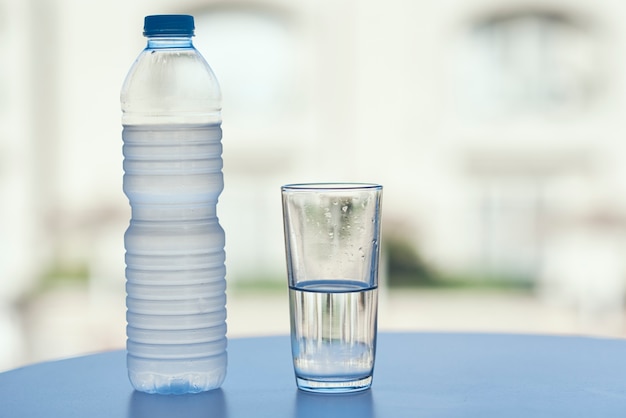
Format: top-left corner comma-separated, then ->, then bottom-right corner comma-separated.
281,182 -> 382,192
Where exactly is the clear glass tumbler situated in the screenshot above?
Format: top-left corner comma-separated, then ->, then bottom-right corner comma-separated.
281,183 -> 383,393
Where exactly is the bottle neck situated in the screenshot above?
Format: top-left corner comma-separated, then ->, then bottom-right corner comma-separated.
146,37 -> 193,49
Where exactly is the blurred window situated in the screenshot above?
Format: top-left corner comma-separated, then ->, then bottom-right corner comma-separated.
454,10 -> 603,118
193,8 -> 298,131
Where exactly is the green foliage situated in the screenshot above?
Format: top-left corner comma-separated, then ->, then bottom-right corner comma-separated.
383,235 -> 533,291
229,275 -> 286,293
384,236 -> 437,287
37,261 -> 90,293
431,271 -> 534,291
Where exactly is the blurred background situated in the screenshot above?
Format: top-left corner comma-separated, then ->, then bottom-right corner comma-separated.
3,0 -> 626,372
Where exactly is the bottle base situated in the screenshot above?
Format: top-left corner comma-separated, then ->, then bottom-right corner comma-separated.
129,370 -> 227,394
127,352 -> 227,394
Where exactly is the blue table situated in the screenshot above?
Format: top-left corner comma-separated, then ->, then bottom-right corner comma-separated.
2,333 -> 626,417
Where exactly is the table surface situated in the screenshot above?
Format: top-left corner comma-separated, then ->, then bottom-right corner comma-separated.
2,332 -> 626,417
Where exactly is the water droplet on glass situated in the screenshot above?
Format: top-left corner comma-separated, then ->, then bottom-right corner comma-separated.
341,206 -> 348,213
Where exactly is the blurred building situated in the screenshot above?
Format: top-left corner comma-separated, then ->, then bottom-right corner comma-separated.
2,0 -> 626,369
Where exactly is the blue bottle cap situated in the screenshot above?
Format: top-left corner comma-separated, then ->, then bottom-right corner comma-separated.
143,15 -> 195,37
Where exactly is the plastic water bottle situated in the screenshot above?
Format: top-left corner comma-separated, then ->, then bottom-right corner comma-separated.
121,14 -> 226,394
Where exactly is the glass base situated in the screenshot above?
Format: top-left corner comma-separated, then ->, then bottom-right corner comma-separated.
296,376 -> 372,393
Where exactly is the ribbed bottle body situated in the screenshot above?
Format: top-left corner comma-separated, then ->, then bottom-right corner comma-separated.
121,21 -> 226,394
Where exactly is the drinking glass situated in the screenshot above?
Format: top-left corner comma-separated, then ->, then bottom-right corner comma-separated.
281,183 -> 383,392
